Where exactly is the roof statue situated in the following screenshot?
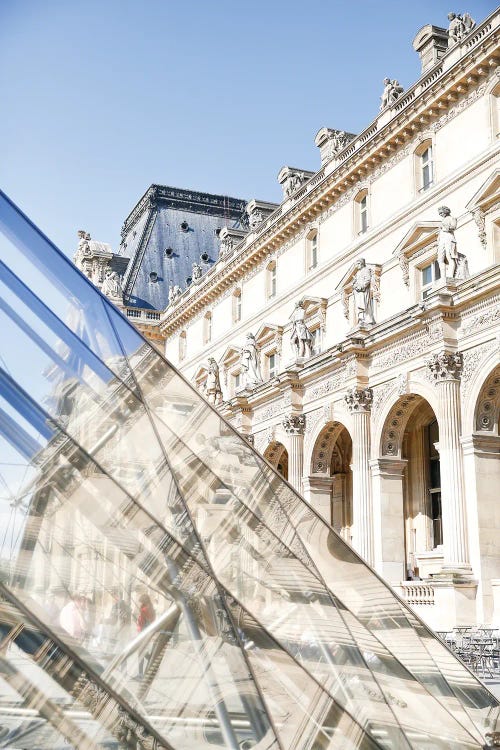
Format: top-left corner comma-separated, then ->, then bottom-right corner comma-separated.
380,77 -> 404,109
447,11 -> 476,46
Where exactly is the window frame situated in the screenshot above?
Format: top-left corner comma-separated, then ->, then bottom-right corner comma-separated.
266,261 -> 277,300
354,189 -> 369,236
203,312 -> 212,344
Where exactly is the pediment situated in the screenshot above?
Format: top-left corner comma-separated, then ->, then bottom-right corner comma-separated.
465,170 -> 500,212
220,344 -> 241,366
393,222 -> 440,258
255,322 -> 283,345
192,364 -> 208,382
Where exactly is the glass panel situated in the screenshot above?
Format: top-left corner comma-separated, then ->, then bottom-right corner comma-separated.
0,189 -> 498,750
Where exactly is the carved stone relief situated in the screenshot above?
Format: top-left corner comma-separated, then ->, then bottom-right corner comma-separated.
381,395 -> 418,456
475,365 -> 500,432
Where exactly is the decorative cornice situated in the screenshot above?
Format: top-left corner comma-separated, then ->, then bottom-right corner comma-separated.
426,351 -> 463,381
344,387 -> 373,413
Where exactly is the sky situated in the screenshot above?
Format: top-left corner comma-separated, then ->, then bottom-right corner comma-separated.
0,0 -> 496,258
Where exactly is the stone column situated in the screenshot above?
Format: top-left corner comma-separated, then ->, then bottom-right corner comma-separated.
302,474 -> 334,523
427,352 -> 471,575
344,387 -> 374,566
282,414 -> 306,493
370,458 -> 407,583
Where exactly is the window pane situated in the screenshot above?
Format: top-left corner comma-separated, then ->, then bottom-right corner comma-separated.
422,264 -> 432,285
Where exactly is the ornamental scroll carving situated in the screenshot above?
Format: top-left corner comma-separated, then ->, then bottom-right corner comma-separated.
426,351 -> 463,382
344,387 -> 373,413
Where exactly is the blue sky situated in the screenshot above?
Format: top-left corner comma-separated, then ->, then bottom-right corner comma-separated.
0,0 -> 496,258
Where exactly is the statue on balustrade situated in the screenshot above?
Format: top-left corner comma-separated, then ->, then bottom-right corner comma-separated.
290,301 -> 313,358
192,262 -> 203,283
240,333 -> 262,389
380,78 -> 404,110
168,282 -> 182,305
353,258 -> 376,326
447,12 -> 475,47
205,357 -> 223,405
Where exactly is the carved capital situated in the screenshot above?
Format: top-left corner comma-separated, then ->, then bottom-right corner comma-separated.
282,414 -> 306,435
344,387 -> 373,413
427,351 -> 463,382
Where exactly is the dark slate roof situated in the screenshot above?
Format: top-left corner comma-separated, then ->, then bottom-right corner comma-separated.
120,185 -> 247,310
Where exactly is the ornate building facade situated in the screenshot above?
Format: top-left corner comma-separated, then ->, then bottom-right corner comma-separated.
78,9 -> 500,630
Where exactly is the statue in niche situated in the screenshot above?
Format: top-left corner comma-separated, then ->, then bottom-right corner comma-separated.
447,12 -> 475,46
437,206 -> 468,280
290,301 -> 314,358
205,358 -> 223,405
353,258 -> 376,326
101,269 -> 123,298
240,333 -> 262,389
192,262 -> 203,283
168,282 -> 182,305
380,78 -> 404,110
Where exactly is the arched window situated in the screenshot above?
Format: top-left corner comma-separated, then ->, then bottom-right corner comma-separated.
267,261 -> 277,299
307,230 -> 318,271
203,312 -> 212,344
414,139 -> 434,193
232,288 -> 242,323
179,331 -> 187,361
354,190 -> 369,235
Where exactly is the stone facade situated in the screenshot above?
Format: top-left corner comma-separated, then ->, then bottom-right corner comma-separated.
103,8 -> 500,630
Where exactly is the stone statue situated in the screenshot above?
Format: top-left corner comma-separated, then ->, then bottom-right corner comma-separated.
205,358 -> 223,405
380,78 -> 404,110
240,333 -> 262,389
168,283 -> 182,305
101,269 -> 122,298
219,236 -> 233,257
447,12 -> 475,47
192,262 -> 203,283
353,258 -> 376,326
248,210 -> 264,231
437,206 -> 462,279
284,172 -> 305,197
290,301 -> 313,358
77,230 -> 91,256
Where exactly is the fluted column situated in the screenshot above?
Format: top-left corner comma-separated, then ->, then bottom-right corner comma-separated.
427,352 -> 471,574
282,414 -> 305,493
345,387 -> 374,566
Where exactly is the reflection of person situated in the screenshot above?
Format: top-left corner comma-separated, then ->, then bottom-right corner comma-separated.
437,206 -> 458,279
290,301 -> 313,358
136,594 -> 155,678
353,259 -> 375,326
59,594 -> 89,642
240,334 -> 262,388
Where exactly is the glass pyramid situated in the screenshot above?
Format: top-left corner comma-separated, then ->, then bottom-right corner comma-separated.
0,188 -> 498,750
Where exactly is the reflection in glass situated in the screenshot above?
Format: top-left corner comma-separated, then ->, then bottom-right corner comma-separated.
0,189 -> 498,749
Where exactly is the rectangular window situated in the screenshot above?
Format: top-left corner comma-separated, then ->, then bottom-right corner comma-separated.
360,196 -> 368,233
421,260 -> 440,298
309,235 -> 318,269
233,372 -> 241,392
421,146 -> 434,191
233,293 -> 241,323
268,352 -> 277,379
269,266 -> 277,298
310,328 -> 321,355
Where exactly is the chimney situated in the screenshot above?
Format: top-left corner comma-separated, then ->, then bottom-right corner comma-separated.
413,24 -> 448,74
